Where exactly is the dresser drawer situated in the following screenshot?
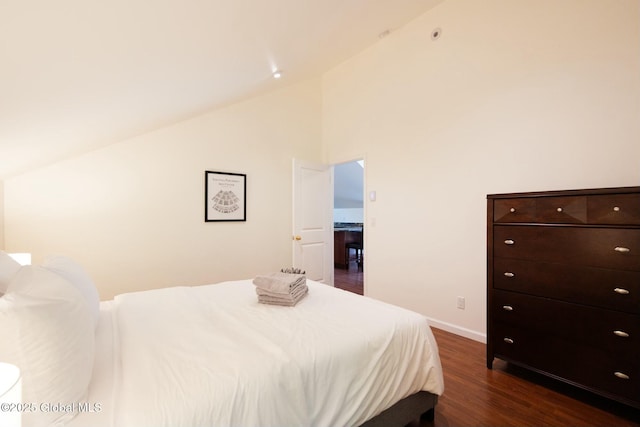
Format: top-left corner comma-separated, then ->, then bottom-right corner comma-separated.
492,290 -> 640,352
588,193 -> 640,225
493,258 -> 640,313
492,322 -> 640,403
494,195 -> 589,224
493,225 -> 640,271
494,198 -> 536,223
536,196 -> 587,224
493,192 -> 640,225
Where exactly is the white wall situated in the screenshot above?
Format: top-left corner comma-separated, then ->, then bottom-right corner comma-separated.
322,0 -> 640,340
4,79 -> 323,299
0,181 -> 4,249
333,209 -> 363,223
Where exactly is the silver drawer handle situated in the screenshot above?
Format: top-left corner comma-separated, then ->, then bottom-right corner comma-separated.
504,272 -> 515,278
502,305 -> 514,311
503,337 -> 514,344
613,206 -> 620,212
504,239 -> 515,245
613,330 -> 630,338
556,207 -> 563,212
509,208 -> 516,213
614,247 -> 630,253
614,288 -> 630,295
614,372 -> 630,380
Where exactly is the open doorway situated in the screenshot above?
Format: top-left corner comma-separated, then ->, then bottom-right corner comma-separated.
333,159 -> 364,295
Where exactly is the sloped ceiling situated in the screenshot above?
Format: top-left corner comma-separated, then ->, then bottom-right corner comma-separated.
334,161 -> 364,208
0,0 -> 444,179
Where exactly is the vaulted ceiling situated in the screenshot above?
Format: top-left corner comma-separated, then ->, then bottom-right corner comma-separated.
0,0 -> 443,179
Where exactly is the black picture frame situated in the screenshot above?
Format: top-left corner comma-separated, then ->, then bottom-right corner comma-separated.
204,171 -> 246,222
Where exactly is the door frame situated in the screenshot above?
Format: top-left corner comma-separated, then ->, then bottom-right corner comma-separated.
292,155 -> 368,289
331,155 -> 367,290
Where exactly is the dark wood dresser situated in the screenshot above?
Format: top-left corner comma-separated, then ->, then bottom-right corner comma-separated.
487,186 -> 640,408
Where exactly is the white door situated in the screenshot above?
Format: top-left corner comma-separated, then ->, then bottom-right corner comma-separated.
292,159 -> 333,285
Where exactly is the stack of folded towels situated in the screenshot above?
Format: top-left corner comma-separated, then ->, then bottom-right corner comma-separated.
253,268 -> 308,306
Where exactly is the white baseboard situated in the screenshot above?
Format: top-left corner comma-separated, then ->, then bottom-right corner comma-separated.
427,317 -> 487,344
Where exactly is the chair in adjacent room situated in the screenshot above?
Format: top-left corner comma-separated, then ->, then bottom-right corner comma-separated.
345,228 -> 363,271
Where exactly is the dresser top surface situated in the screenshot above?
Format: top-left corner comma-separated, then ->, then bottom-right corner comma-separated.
487,186 -> 640,200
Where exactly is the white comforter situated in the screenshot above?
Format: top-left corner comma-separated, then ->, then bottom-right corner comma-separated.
76,280 -> 444,427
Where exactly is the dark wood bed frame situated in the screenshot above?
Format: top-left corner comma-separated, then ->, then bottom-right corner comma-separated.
360,391 -> 438,427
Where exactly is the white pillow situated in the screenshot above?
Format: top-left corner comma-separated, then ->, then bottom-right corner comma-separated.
0,251 -> 21,294
0,266 -> 95,427
42,255 -> 100,327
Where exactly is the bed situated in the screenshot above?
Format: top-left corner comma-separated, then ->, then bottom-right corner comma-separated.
0,254 -> 444,427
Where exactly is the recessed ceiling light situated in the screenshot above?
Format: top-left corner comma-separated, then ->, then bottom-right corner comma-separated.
273,70 -> 283,79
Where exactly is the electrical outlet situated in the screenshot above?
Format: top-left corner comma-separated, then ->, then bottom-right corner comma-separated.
457,296 -> 465,310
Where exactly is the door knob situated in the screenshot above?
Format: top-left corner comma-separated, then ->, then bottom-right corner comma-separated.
293,235 -> 302,241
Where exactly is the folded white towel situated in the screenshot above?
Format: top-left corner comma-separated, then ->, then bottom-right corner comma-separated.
256,283 -> 308,301
253,272 -> 306,295
257,285 -> 308,306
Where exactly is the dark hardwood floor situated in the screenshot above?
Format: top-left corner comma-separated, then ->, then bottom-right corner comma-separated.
415,328 -> 640,427
334,261 -> 363,295
334,263 -> 639,426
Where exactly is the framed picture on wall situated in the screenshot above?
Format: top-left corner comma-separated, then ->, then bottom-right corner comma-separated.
204,170 -> 246,222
